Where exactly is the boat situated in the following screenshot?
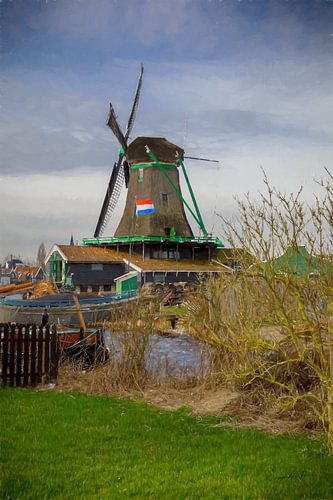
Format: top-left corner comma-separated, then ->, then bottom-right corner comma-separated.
0,291 -> 138,324
56,326 -> 108,367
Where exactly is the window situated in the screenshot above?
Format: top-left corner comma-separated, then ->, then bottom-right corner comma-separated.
91,263 -> 103,271
164,227 -> 171,237
161,193 -> 168,205
154,272 -> 165,283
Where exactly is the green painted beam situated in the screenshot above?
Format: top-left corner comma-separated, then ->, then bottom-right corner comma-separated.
145,147 -> 205,232
178,158 -> 207,236
82,235 -> 223,246
130,162 -> 177,170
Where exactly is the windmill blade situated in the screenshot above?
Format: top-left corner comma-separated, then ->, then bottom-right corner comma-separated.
94,65 -> 144,237
184,156 -> 219,163
94,153 -> 125,238
107,102 -> 127,149
123,160 -> 130,188
125,63 -> 144,141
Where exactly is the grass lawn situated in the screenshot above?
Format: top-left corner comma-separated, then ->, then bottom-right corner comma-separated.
1,388 -> 332,499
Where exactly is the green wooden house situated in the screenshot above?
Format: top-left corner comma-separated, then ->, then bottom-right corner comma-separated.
114,271 -> 138,295
262,246 -> 332,278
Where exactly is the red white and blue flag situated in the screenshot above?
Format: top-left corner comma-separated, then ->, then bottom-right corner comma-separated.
136,199 -> 156,216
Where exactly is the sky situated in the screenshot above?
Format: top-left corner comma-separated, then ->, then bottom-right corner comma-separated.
0,0 -> 332,262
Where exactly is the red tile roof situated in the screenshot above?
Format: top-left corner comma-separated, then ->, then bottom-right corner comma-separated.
14,265 -> 39,277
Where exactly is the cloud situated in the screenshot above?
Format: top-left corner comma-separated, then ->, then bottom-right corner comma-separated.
1,0 -> 332,260
2,0 -> 332,64
0,170 -> 127,260
2,55 -> 332,179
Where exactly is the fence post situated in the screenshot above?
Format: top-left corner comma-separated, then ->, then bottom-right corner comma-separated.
30,325 -> 37,386
9,324 -> 16,387
44,325 -> 50,383
37,325 -> 44,384
15,326 -> 23,387
23,325 -> 30,386
1,325 -> 9,386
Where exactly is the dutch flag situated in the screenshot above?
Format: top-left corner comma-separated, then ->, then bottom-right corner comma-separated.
136,199 -> 156,216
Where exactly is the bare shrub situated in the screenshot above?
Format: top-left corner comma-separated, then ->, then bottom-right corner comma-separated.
185,171 -> 333,452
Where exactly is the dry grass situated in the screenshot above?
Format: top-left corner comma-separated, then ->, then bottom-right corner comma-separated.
55,361 -> 325,436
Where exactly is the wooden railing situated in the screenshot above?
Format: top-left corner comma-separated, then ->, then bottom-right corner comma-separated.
0,324 -> 59,387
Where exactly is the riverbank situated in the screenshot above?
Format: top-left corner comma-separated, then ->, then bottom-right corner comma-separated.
1,388 -> 332,499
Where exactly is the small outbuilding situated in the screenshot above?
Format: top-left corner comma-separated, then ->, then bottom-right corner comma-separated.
114,271 -> 139,295
261,245 -> 332,279
45,245 -> 126,293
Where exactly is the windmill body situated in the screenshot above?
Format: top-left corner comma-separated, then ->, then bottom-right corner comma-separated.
115,137 -> 194,239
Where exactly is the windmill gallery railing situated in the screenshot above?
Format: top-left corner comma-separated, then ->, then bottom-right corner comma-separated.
83,235 -> 224,246
0,324 -> 59,387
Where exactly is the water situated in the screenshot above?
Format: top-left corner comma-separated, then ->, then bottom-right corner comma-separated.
103,329 -> 210,378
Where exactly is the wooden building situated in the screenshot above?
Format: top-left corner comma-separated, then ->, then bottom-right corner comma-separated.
45,245 -> 126,293
14,265 -> 46,282
45,244 -> 229,294
122,254 -> 230,286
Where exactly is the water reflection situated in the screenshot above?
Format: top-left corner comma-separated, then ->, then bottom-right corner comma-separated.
103,329 -> 210,378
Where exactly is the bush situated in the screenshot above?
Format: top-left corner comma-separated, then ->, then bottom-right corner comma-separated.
186,171 -> 333,452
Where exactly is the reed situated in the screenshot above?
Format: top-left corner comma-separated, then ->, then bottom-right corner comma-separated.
58,305 -> 212,396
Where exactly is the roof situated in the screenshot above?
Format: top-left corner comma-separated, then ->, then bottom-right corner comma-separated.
15,265 -> 39,277
5,258 -> 23,269
126,137 -> 184,165
215,247 -> 254,262
262,246 -> 333,277
56,245 -> 125,263
114,271 -> 139,282
46,244 -> 230,272
126,254 -> 230,272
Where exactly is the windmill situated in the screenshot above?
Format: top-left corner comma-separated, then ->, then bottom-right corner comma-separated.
94,65 -> 213,248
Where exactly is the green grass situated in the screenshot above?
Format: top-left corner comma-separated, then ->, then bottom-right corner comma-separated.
161,305 -> 187,316
1,388 -> 332,499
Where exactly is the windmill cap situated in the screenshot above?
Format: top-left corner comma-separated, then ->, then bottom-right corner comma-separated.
126,137 -> 184,165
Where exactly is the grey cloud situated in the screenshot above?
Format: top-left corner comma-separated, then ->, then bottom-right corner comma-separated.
1,54 -> 332,177
2,0 -> 332,61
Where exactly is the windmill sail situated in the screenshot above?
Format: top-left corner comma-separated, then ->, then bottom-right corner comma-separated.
125,64 -> 144,141
123,64 -> 144,185
107,103 -> 126,149
94,157 -> 125,238
94,65 -> 144,237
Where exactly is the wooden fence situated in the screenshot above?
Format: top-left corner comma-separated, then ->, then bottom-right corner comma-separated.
0,324 -> 59,387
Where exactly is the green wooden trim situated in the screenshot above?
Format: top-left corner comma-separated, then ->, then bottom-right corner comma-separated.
131,162 -> 177,170
146,148 -> 205,233
82,235 -> 224,246
178,158 -> 207,236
